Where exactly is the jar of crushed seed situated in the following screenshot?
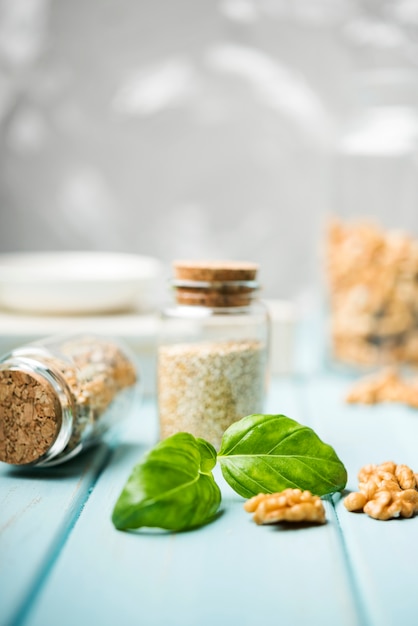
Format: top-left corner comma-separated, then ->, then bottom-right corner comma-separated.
157,260 -> 270,450
0,335 -> 139,467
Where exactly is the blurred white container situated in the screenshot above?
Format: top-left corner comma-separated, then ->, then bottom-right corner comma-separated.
0,252 -> 164,315
263,299 -> 296,375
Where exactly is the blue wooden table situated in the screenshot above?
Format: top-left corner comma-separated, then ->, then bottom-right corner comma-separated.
2,324 -> 418,626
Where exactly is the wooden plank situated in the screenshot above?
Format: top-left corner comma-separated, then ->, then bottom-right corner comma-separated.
304,373 -> 418,626
0,336 -> 155,626
19,381 -> 362,626
0,444 -> 110,626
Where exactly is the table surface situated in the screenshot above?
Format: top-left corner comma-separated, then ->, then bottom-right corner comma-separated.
1,321 -> 418,626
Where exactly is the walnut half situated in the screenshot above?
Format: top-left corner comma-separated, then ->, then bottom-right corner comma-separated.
244,489 -> 326,525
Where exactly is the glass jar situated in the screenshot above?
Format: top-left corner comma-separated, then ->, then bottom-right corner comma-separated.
157,261 -> 270,450
0,334 -> 139,467
324,216 -> 418,371
324,70 -> 418,371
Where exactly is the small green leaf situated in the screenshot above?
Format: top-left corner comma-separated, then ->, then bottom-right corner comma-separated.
112,433 -> 221,532
217,414 -> 347,498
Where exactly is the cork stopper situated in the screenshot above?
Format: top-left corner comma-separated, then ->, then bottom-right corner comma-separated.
174,260 -> 258,282
173,260 -> 259,307
0,370 -> 62,465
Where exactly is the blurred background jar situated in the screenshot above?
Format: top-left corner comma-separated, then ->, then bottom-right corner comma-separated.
325,68 -> 418,370
0,334 -> 139,466
157,260 -> 269,450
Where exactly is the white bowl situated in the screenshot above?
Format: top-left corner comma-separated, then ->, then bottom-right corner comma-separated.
0,252 -> 164,315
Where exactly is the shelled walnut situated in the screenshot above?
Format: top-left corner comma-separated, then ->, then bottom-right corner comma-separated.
344,461 -> 418,521
244,489 -> 326,525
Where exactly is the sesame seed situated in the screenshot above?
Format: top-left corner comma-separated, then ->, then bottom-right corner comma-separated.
158,339 -> 267,450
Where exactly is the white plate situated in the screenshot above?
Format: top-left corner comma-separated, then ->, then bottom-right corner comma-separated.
0,252 -> 164,315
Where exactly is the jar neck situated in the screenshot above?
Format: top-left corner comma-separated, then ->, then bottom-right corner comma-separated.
0,354 -> 74,465
171,278 -> 260,308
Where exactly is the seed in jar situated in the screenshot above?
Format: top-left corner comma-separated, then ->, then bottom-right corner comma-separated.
158,339 -> 266,450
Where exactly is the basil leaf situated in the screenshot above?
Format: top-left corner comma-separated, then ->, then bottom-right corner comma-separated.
217,414 -> 347,498
112,433 -> 221,532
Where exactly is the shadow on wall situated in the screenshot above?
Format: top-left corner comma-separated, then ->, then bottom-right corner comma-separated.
1,0 -> 418,299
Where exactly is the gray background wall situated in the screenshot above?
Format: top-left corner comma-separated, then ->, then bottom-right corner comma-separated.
1,0 -> 418,301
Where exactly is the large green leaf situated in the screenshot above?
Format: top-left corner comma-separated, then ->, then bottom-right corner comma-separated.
218,414 -> 347,498
112,433 -> 221,531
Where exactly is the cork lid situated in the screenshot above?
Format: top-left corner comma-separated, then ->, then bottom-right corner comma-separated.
172,260 -> 259,307
173,260 -> 258,282
0,369 -> 62,465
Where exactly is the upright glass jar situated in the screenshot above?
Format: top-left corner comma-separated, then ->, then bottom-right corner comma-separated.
325,70 -> 418,372
157,261 -> 270,450
0,334 -> 139,467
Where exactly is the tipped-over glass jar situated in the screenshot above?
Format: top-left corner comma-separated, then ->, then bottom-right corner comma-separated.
0,334 -> 139,467
157,260 -> 270,450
